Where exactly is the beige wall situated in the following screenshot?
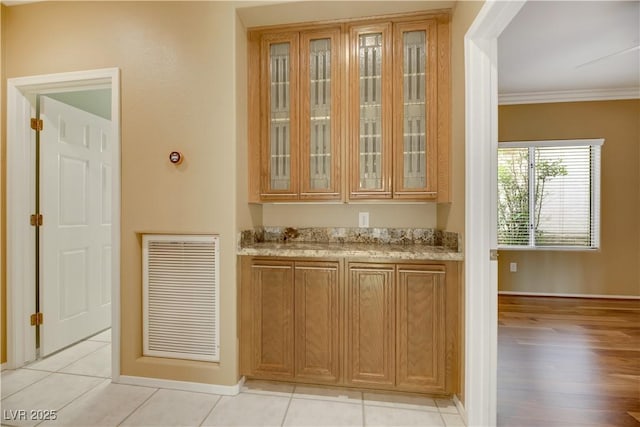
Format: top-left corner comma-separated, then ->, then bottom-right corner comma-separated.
237,0 -> 454,28
498,100 -> 640,297
236,12 -> 263,232
438,0 -> 483,239
263,204 -> 438,228
2,1 -> 245,382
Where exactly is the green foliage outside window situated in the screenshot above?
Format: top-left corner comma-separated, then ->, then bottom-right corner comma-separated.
498,149 -> 567,245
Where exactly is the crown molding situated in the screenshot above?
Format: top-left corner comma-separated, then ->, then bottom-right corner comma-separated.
498,87 -> 640,105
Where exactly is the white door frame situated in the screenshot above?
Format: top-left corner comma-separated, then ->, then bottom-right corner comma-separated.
6,68 -> 121,382
464,1 -> 525,426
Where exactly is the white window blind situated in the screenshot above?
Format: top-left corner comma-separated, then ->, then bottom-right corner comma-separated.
498,139 -> 603,250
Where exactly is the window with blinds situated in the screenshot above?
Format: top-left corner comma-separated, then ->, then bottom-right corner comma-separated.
498,139 -> 603,249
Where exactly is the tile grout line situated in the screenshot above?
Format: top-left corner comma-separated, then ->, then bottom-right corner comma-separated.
22,369 -> 110,381
0,371 -> 54,401
438,410 -> 447,427
280,385 -> 296,427
281,395 -> 365,404
23,341 -> 110,374
362,403 -> 442,414
116,387 -> 161,426
197,393 -> 223,426
54,342 -> 111,373
361,391 -> 366,427
32,376 -> 107,427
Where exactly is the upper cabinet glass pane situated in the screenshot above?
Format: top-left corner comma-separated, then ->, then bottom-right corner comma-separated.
309,38 -> 332,190
358,33 -> 383,190
270,42 -> 291,190
402,30 -> 427,189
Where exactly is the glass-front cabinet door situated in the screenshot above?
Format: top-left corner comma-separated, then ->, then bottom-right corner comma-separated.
393,21 -> 438,199
348,23 -> 393,199
260,32 -> 299,200
300,29 -> 341,200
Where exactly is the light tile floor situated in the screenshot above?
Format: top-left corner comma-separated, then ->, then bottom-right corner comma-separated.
2,330 -> 465,427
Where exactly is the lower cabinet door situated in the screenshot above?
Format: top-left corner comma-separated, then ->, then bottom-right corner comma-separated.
396,264 -> 446,392
250,261 -> 295,378
294,261 -> 340,383
346,263 -> 395,387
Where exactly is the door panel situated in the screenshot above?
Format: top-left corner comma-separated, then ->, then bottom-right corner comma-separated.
396,265 -> 446,392
59,248 -> 89,319
260,32 -> 300,200
348,23 -> 393,199
40,96 -> 112,356
294,261 -> 340,383
250,261 -> 295,378
101,246 -> 112,305
346,263 -> 395,387
393,20 -> 439,199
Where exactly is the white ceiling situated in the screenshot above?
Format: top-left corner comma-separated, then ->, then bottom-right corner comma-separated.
498,1 -> 640,101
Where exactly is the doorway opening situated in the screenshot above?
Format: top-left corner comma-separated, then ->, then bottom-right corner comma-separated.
6,69 -> 121,382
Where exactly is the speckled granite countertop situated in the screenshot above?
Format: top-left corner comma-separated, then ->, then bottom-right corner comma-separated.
237,227 -> 463,261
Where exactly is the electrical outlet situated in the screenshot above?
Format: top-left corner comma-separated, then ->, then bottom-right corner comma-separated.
510,262 -> 517,272
358,212 -> 369,228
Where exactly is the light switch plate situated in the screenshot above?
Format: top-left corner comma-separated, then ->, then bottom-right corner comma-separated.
510,262 -> 517,272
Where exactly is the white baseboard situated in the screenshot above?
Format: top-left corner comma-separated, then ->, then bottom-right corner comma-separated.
498,291 -> 640,300
453,394 -> 467,425
116,375 -> 245,396
1,363 -> 7,371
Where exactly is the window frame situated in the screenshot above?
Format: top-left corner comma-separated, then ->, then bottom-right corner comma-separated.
497,138 -> 604,251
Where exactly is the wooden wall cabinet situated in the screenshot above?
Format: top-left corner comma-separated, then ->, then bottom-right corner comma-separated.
248,12 -> 450,203
240,256 -> 460,395
241,258 -> 341,384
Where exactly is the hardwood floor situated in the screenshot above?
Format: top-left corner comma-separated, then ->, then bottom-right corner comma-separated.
498,295 -> 640,427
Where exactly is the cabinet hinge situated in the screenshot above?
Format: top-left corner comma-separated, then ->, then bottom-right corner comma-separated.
30,312 -> 44,326
30,118 -> 43,131
30,214 -> 43,227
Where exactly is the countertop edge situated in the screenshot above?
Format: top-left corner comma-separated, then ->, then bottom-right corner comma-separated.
237,248 -> 464,261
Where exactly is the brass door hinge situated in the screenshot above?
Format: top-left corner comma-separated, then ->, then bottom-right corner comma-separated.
30,214 -> 43,226
30,312 -> 43,326
30,118 -> 43,131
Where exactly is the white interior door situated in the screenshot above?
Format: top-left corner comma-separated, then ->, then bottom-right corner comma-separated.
40,96 -> 112,356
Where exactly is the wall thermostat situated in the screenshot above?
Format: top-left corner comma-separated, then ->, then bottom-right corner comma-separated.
169,151 -> 183,165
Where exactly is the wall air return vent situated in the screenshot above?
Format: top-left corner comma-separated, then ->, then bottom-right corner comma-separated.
142,234 -> 219,362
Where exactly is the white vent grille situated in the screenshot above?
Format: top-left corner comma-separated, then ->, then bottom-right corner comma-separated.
143,234 -> 219,362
